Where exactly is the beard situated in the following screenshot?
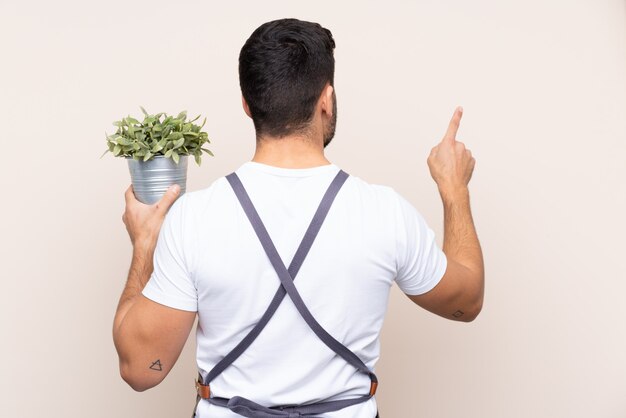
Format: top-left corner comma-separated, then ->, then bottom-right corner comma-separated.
323,90 -> 337,148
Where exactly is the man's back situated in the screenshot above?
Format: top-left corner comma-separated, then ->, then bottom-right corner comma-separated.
143,161 -> 447,417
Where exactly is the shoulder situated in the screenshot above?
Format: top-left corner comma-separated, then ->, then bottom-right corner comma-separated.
343,173 -> 402,208
178,176 -> 230,207
334,173 -> 407,236
343,173 -> 428,233
163,176 -> 233,229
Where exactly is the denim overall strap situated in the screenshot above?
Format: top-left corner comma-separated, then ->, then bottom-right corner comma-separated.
194,169 -> 378,417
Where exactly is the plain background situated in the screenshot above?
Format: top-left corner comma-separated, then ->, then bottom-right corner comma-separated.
1,1 -> 624,417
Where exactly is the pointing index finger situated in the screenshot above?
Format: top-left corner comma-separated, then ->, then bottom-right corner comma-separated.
443,106 -> 463,142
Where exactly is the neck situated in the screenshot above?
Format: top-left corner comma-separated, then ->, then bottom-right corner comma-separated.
251,134 -> 331,169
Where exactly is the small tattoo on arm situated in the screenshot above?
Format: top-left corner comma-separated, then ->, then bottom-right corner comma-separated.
452,310 -> 464,318
149,359 -> 163,371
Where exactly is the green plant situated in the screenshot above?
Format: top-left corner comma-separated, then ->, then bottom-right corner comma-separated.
101,107 -> 213,165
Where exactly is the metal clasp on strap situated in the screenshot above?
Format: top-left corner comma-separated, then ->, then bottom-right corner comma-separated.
196,379 -> 211,399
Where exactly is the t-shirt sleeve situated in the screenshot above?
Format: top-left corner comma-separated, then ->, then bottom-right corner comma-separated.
393,191 -> 448,295
142,193 -> 198,312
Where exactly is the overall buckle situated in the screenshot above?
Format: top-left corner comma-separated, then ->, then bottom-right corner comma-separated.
195,379 -> 211,399
369,380 -> 378,396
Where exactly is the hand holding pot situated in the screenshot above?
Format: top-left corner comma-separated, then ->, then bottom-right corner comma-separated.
122,183 -> 181,250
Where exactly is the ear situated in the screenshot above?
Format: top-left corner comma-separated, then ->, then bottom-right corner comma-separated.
319,83 -> 334,118
241,95 -> 252,118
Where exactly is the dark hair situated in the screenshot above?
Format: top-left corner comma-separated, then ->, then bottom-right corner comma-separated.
239,18 -> 336,138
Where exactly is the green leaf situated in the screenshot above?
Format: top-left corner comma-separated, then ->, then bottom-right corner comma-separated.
176,111 -> 187,120
126,116 -> 140,125
201,147 -> 214,156
113,144 -> 121,156
164,149 -> 173,159
172,151 -> 179,164
100,148 -> 109,159
140,106 -> 149,116
168,132 -> 184,141
151,143 -> 164,153
173,137 -> 185,149
194,154 -> 201,166
117,137 -> 133,146
143,151 -> 152,161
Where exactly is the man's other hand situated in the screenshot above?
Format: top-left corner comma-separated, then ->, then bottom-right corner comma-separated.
122,184 -> 181,249
427,106 -> 476,198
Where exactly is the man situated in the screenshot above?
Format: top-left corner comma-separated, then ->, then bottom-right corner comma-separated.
114,18 -> 484,418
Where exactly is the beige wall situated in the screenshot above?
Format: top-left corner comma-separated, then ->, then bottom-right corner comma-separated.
1,1 -> 624,417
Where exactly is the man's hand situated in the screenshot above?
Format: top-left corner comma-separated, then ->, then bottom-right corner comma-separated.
122,184 -> 181,249
427,106 -> 476,198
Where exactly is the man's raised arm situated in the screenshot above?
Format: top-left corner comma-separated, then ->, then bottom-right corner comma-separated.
408,107 -> 485,322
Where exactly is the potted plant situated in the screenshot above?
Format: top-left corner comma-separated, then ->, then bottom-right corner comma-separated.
101,107 -> 213,204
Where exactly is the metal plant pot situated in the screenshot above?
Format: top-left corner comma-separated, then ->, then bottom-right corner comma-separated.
126,155 -> 188,204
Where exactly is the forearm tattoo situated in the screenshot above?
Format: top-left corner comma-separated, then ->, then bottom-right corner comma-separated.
452,310 -> 464,318
149,359 -> 163,371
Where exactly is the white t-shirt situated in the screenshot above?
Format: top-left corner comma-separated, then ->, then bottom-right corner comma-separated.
142,161 -> 447,418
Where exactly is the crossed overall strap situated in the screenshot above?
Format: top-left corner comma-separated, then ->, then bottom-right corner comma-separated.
193,169 -> 378,418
